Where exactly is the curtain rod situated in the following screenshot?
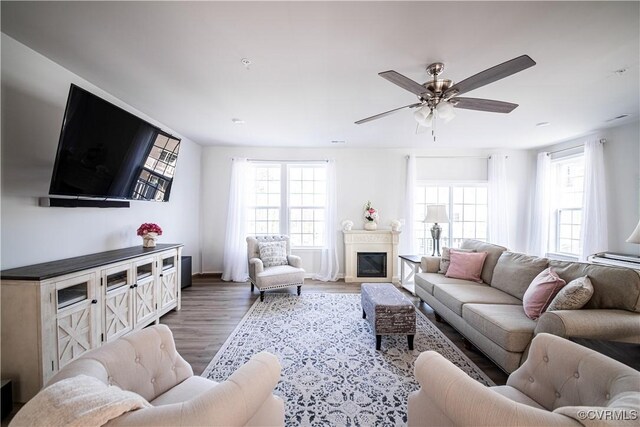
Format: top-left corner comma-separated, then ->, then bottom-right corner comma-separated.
411,155 -> 490,159
247,159 -> 329,163
545,138 -> 606,156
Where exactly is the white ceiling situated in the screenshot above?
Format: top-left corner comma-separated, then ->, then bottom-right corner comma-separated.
1,1 -> 638,149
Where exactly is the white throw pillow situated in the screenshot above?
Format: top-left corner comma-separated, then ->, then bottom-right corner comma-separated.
258,241 -> 288,268
546,276 -> 594,311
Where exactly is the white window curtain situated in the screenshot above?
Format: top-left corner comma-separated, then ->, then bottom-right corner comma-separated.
314,160 -> 339,281
580,139 -> 608,261
222,158 -> 250,282
400,155 -> 416,255
528,152 -> 551,257
488,154 -> 510,247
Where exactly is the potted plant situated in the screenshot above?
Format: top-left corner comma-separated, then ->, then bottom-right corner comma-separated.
137,223 -> 163,248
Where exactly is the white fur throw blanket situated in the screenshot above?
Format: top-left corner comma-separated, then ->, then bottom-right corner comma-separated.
10,375 -> 151,427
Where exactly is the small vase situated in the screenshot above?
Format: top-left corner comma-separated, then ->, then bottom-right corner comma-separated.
142,232 -> 158,248
364,221 -> 377,231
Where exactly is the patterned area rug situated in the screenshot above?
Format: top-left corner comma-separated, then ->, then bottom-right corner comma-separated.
202,293 -> 493,426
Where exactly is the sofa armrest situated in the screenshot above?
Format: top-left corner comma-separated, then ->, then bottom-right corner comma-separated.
109,352 -> 284,427
536,309 -> 640,344
408,351 -> 580,427
287,255 -> 302,268
249,257 -> 264,279
420,256 -> 440,273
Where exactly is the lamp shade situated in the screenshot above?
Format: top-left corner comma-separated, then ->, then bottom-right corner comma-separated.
627,219 -> 640,244
424,204 -> 449,223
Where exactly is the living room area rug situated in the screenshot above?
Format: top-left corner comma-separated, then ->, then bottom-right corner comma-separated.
202,293 -> 493,426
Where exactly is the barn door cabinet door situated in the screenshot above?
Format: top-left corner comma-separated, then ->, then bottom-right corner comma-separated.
53,272 -> 100,371
134,257 -> 157,327
102,263 -> 134,342
159,250 -> 179,314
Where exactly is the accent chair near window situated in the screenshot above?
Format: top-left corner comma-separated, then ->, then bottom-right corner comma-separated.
247,235 -> 305,301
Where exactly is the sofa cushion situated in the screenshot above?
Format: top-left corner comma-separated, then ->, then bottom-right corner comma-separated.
549,260 -> 640,312
438,247 -> 475,274
256,265 -> 305,288
433,284 -> 521,316
445,251 -> 487,283
460,239 -> 508,284
151,376 -> 217,406
415,273 -> 484,295
258,241 -> 288,268
491,385 -> 545,409
523,268 -> 566,320
547,276 -> 593,311
463,304 -> 536,352
491,252 -> 549,300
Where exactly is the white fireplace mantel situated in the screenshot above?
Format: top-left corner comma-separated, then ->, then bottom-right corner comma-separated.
343,229 -> 401,284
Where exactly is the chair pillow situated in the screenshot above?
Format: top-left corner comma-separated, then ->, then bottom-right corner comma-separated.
523,268 -> 566,320
445,250 -> 488,283
546,276 -> 593,311
439,247 -> 476,274
258,241 -> 288,268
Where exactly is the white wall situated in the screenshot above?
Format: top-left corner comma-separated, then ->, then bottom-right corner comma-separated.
1,35 -> 203,272
535,120 -> 640,255
201,146 -> 534,275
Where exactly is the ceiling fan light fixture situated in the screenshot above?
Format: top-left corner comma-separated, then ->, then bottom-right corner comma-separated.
436,101 -> 456,122
414,105 -> 431,123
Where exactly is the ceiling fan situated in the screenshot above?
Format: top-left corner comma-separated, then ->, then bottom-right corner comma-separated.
355,55 -> 536,141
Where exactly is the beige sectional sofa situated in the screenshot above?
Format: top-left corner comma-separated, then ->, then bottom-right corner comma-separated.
415,239 -> 640,373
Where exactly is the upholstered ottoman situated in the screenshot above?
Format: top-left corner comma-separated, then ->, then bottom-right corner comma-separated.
361,283 -> 416,350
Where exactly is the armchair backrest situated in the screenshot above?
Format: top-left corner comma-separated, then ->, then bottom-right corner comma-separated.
47,324 -> 193,402
246,235 -> 291,260
508,333 -> 640,412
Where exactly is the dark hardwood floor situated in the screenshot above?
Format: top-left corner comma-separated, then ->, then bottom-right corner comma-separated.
161,276 -> 509,385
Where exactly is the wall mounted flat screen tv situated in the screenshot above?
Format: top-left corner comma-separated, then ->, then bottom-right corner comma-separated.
49,84 -> 180,202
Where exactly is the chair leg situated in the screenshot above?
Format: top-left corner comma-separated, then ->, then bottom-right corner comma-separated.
260,291 -> 265,302
297,285 -> 301,296
376,335 -> 382,351
408,334 -> 414,351
250,282 -> 254,292
362,309 -> 366,319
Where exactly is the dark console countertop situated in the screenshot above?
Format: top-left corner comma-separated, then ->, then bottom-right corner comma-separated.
1,244 -> 183,281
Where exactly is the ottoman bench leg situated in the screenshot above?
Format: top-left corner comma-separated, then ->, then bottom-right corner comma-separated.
376,335 -> 382,351
408,334 -> 414,350
297,285 -> 301,295
362,309 -> 366,319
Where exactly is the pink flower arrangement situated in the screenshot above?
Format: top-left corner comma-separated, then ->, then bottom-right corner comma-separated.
137,223 -> 163,236
364,201 -> 379,223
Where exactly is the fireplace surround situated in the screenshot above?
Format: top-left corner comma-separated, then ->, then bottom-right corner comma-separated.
343,230 -> 400,284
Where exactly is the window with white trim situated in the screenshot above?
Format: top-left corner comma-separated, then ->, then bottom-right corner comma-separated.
415,184 -> 488,254
246,162 -> 327,248
549,154 -> 584,257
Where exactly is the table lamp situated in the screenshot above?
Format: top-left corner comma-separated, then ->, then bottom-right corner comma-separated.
424,204 -> 449,256
626,219 -> 640,244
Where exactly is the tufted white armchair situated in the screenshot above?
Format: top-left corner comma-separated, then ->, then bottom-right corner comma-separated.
408,333 -> 640,426
47,324 -> 285,426
247,235 -> 305,301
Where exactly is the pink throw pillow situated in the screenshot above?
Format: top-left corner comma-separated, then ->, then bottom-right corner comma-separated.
523,268 -> 566,320
445,250 -> 488,283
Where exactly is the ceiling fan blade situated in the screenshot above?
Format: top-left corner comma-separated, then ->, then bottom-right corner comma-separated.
355,102 -> 422,124
445,55 -> 536,97
379,71 -> 434,98
451,97 -> 518,113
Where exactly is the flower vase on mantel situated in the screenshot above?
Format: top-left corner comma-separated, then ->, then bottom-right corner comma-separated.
142,232 -> 159,248
363,201 -> 379,231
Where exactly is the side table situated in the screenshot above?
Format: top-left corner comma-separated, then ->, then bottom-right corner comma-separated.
399,255 -> 423,295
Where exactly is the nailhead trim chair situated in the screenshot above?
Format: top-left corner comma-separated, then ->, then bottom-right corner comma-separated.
46,325 -> 285,426
408,333 -> 640,426
247,235 -> 305,301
